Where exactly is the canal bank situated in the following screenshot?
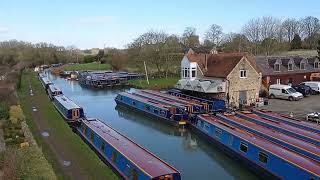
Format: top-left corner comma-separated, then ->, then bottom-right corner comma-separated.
48,73 -> 259,180
19,71 -> 119,180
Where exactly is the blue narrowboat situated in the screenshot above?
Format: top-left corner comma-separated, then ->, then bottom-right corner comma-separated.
192,114 -> 320,180
77,118 -> 181,180
166,89 -> 226,112
39,76 -> 53,90
215,113 -> 320,162
47,84 -> 63,100
115,92 -> 188,125
53,95 -> 84,122
236,111 -> 320,145
252,109 -> 320,133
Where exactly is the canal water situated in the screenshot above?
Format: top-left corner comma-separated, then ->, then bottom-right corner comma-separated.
48,74 -> 258,180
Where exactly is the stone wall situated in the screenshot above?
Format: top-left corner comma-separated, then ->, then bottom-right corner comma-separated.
227,57 -> 261,108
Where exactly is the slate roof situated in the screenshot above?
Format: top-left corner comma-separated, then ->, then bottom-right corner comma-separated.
255,56 -> 320,76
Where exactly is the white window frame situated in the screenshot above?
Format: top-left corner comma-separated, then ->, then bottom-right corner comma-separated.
276,79 -> 281,84
240,70 -> 247,78
288,63 -> 293,71
191,67 -> 196,78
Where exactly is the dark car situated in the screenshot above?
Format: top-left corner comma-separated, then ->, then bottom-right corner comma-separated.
292,84 -> 312,97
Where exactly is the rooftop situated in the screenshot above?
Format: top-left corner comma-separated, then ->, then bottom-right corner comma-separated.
54,95 -> 82,110
82,118 -> 179,178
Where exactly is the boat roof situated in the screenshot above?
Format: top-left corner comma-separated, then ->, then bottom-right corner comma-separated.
48,84 -> 62,92
140,90 -> 204,107
82,118 -> 179,178
54,95 -> 81,110
41,77 -> 52,85
198,115 -> 320,177
118,92 -> 171,110
133,91 -> 187,109
221,114 -> 320,157
255,109 -> 320,132
238,112 -> 320,143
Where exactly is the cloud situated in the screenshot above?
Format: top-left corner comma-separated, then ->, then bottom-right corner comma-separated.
73,16 -> 116,26
0,26 -> 8,34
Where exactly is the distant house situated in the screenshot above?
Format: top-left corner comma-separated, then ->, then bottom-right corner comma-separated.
255,56 -> 320,87
176,49 -> 261,108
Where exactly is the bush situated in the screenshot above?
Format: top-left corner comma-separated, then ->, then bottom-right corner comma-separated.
0,102 -> 9,120
9,105 -> 25,124
83,55 -> 95,63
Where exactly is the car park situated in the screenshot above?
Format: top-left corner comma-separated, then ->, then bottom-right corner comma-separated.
269,84 -> 303,101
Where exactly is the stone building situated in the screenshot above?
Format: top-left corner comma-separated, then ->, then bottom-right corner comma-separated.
176,49 -> 261,108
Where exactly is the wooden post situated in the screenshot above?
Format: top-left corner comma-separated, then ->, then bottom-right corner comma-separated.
144,61 -> 149,85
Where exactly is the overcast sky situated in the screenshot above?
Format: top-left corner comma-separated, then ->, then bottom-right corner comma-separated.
0,0 -> 319,49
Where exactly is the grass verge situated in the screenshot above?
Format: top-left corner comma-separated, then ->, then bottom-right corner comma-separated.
63,62 -> 110,71
18,70 -> 118,180
128,77 -> 179,89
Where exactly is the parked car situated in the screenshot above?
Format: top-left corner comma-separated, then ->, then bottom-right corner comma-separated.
292,84 -> 312,97
269,84 -> 303,101
300,81 -> 320,94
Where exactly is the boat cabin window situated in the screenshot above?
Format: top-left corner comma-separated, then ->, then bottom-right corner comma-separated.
146,104 -> 150,111
132,101 -> 136,106
120,96 -> 123,100
215,128 -> 222,139
258,152 -> 268,164
132,168 -> 138,180
90,131 -> 95,142
100,141 -> 106,152
240,142 -> 248,153
154,107 -> 159,114
112,151 -> 117,163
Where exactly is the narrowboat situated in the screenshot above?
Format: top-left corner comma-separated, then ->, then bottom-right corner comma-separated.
115,92 -> 188,126
138,90 -> 208,114
215,113 -> 320,162
192,114 -> 320,180
39,76 -> 53,90
76,118 -> 181,180
166,89 -> 226,112
47,84 -> 63,100
53,95 -> 84,122
236,111 -> 320,145
252,109 -> 320,133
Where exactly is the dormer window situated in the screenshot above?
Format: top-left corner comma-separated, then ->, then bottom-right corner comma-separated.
274,63 -> 280,72
288,63 -> 293,71
314,61 -> 320,69
300,62 -> 306,70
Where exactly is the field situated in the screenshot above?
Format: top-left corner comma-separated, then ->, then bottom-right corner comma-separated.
128,77 -> 180,89
18,71 -> 118,179
273,49 -> 318,57
63,62 -> 111,71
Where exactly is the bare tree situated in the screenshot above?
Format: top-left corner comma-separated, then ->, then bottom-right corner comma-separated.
204,24 -> 223,47
301,16 -> 320,48
182,27 -> 199,48
282,18 -> 301,42
242,18 -> 261,55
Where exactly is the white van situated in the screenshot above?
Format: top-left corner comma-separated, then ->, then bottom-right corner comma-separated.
269,84 -> 303,101
300,81 -> 320,94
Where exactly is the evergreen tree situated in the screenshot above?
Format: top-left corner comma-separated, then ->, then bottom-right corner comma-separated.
290,34 -> 302,50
